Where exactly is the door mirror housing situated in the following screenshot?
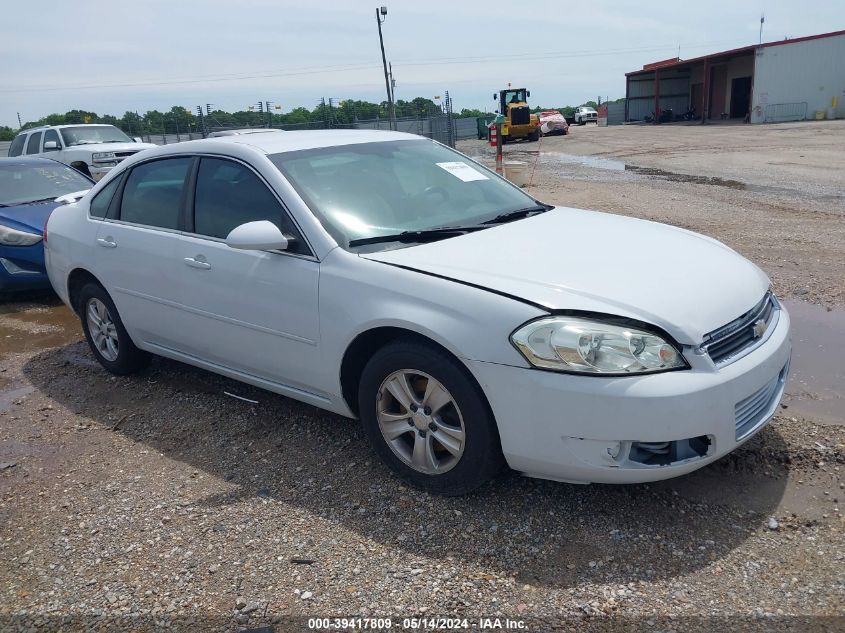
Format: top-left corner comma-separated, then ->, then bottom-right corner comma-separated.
225,220 -> 289,251
43,141 -> 59,151
133,137 -> 143,143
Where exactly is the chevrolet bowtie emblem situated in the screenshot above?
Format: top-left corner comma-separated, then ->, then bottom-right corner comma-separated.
752,319 -> 767,338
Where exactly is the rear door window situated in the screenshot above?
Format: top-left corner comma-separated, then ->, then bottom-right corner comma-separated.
25,132 -> 43,155
119,158 -> 191,230
8,135 -> 26,157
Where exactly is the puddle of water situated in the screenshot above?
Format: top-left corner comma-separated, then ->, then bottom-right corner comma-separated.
0,384 -> 35,413
542,152 -> 627,171
0,301 -> 81,357
782,300 -> 845,425
536,152 -> 844,203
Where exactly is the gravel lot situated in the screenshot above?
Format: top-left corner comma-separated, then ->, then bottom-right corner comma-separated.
461,120 -> 845,307
1,121 -> 844,632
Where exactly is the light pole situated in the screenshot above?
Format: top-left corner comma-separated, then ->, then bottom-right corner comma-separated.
375,6 -> 396,130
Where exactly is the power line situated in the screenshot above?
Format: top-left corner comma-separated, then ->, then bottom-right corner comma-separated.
0,38 -> 753,95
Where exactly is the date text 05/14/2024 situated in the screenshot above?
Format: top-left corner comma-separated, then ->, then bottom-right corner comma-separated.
307,617 -> 528,630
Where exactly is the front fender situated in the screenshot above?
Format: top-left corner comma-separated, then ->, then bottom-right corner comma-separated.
316,250 -> 543,400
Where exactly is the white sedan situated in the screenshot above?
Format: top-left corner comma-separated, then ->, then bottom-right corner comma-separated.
43,130 -> 791,494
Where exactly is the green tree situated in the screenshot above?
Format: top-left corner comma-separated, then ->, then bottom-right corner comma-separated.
119,111 -> 145,135
458,108 -> 494,118
63,109 -> 99,124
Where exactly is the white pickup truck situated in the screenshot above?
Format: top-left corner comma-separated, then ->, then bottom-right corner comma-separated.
6,124 -> 157,181
572,106 -> 598,125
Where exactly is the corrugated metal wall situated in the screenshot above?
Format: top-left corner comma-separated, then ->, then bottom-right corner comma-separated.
751,34 -> 845,123
606,101 -> 625,124
625,69 -> 691,121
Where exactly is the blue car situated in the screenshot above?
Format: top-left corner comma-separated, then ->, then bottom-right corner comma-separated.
0,157 -> 93,297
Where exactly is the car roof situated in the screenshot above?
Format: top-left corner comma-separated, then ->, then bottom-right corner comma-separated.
149,129 -> 423,156
16,123 -> 117,134
0,156 -> 65,167
208,128 -> 285,137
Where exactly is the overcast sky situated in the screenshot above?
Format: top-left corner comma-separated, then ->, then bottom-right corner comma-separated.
1,0 -> 843,127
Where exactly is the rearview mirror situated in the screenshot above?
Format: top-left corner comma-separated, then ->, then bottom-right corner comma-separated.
43,141 -> 59,151
225,220 -> 289,251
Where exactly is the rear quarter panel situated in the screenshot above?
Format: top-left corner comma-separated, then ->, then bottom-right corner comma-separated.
44,200 -> 98,307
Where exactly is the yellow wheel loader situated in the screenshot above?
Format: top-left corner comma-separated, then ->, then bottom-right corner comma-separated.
494,88 -> 540,143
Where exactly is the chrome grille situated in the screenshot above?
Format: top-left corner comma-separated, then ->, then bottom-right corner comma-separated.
703,292 -> 777,365
735,361 -> 789,440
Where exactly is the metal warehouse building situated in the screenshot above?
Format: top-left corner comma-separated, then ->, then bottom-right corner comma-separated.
625,29 -> 845,123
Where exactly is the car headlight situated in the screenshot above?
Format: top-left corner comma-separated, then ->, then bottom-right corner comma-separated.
511,316 -> 687,375
0,225 -> 42,247
92,152 -> 116,161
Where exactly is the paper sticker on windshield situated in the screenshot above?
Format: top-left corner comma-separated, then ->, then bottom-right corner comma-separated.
436,161 -> 488,182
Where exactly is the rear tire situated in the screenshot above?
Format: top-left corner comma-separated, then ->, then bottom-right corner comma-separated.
358,340 -> 504,495
78,283 -> 149,375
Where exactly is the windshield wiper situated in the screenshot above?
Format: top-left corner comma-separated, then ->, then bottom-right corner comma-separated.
483,204 -> 552,225
348,225 -> 487,247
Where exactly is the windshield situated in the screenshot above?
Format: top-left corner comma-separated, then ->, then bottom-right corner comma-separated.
60,125 -> 132,147
0,162 -> 92,206
504,89 -> 527,104
269,139 -> 539,248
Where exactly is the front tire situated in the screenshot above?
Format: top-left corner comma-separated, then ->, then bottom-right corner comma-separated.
358,341 -> 503,495
78,283 -> 149,375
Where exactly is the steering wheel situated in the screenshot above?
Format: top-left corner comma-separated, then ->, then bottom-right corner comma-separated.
413,185 -> 450,203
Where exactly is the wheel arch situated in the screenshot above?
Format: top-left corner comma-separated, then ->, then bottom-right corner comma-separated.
66,268 -> 105,315
339,325 -> 489,419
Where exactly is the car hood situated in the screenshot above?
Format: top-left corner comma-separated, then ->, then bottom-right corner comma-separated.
67,142 -> 157,153
361,207 -> 770,344
0,201 -> 62,234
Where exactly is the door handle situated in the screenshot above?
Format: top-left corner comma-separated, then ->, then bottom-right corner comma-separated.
183,256 -> 211,270
96,237 -> 117,248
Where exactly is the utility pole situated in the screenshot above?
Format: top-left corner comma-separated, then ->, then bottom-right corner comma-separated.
389,62 -> 396,108
16,112 -> 22,128
375,6 -> 396,130
759,13 -> 765,45
197,105 -> 207,138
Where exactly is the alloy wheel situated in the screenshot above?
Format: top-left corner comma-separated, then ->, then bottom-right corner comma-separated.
86,298 -> 119,362
376,369 -> 466,474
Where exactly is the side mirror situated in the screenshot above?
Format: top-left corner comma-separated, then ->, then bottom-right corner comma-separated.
225,220 -> 289,251
133,137 -> 143,143
43,141 -> 59,151
527,90 -> 531,98
493,94 -> 497,101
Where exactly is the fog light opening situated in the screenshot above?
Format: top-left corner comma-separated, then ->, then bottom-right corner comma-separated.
629,435 -> 711,466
